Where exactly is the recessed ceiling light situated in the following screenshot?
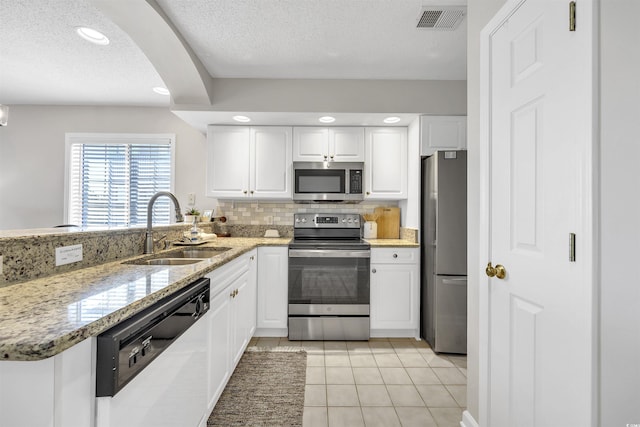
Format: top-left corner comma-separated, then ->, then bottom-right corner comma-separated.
233,115 -> 251,123
76,27 -> 109,45
383,116 -> 402,124
152,87 -> 170,96
319,116 -> 336,124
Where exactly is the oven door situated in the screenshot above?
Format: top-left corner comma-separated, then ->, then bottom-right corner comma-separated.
288,248 -> 370,316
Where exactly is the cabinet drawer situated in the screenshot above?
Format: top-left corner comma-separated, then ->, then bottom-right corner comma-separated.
371,248 -> 418,264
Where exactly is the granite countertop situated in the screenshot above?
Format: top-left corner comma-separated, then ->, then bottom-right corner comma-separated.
0,237 -> 289,362
366,239 -> 420,248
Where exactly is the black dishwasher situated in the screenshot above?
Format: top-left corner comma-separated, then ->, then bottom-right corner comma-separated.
96,277 -> 210,397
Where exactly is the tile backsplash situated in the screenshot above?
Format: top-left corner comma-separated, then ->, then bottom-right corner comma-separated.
216,200 -> 400,226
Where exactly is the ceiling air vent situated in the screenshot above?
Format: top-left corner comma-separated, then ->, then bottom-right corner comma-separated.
417,7 -> 466,30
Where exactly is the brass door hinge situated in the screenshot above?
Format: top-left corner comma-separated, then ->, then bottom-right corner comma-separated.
569,1 -> 576,31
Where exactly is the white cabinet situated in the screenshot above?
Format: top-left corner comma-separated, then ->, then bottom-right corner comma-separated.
206,250 -> 257,410
256,246 -> 288,337
207,126 -> 292,199
364,127 -> 408,200
370,247 -> 420,338
293,127 -> 365,162
0,338 -> 94,427
419,116 -> 467,156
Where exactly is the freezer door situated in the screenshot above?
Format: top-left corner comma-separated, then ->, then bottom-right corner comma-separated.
434,275 -> 467,354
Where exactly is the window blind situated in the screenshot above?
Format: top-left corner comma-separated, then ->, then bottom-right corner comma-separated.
67,136 -> 173,228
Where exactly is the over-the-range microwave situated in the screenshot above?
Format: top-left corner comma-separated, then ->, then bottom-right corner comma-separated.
292,161 -> 364,203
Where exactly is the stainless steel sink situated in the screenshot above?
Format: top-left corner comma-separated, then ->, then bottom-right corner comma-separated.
124,247 -> 232,266
134,258 -> 203,266
163,248 -> 231,258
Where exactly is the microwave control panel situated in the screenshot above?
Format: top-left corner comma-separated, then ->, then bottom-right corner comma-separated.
349,170 -> 363,194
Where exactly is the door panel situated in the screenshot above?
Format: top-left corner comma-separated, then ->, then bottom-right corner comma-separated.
485,0 -> 593,426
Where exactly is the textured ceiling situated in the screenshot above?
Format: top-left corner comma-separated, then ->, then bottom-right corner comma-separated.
0,0 -> 467,106
157,0 -> 467,80
0,0 -> 169,106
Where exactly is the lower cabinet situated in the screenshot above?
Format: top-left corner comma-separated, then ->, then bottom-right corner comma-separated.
205,249 -> 257,415
0,338 -> 94,427
255,246 -> 288,337
370,248 -> 420,338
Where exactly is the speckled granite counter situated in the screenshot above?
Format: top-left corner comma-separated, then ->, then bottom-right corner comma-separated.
365,238 -> 420,248
0,237 -> 289,361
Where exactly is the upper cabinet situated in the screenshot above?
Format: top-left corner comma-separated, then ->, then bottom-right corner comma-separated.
365,127 -> 408,200
207,126 -> 292,199
420,115 -> 467,156
293,127 -> 365,162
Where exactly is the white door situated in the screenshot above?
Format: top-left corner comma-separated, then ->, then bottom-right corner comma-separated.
250,126 -> 292,198
481,1 -> 594,426
206,126 -> 250,198
329,127 -> 365,161
364,127 -> 408,199
292,127 -> 328,161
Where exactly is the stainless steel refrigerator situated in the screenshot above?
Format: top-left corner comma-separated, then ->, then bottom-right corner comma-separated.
421,151 -> 467,354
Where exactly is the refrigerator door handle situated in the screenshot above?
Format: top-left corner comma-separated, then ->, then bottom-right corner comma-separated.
441,278 -> 467,284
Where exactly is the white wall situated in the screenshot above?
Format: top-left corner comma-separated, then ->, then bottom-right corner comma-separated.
599,0 -> 640,424
0,106 -> 209,230
466,0 -> 507,423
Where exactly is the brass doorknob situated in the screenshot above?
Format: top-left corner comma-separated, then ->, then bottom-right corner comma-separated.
486,262 -> 506,279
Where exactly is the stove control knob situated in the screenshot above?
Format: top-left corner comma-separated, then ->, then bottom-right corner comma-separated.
342,218 -> 347,223
295,218 -> 300,223
348,218 -> 353,223
354,217 -> 359,223
301,218 -> 307,223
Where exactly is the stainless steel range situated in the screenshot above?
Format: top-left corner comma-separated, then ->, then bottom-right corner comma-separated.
288,213 -> 370,341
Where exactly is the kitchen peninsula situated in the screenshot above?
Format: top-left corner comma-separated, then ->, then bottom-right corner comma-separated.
0,224 -> 418,427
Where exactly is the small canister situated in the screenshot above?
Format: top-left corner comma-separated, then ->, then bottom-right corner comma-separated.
363,221 -> 378,239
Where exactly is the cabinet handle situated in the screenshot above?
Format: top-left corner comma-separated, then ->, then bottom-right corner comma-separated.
323,155 -> 328,160
250,190 -> 254,194
393,253 -> 398,258
372,268 -> 377,273
243,190 -> 248,194
250,256 -> 254,260
330,154 -> 334,160
230,291 -> 235,298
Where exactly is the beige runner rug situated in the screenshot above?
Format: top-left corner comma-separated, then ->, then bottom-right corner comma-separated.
207,350 -> 307,426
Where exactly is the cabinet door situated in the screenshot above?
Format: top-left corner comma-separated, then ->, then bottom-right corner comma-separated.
365,127 -> 408,199
329,127 -> 365,162
292,127 -> 329,161
206,126 -> 250,198
250,127 -> 292,198
370,263 -> 419,331
256,247 -> 288,333
207,287 -> 232,407
419,116 -> 467,156
231,271 -> 251,367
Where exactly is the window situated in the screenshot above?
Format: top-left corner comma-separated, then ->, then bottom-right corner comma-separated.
65,133 -> 175,228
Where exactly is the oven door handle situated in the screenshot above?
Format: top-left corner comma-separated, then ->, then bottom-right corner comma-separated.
288,249 -> 370,258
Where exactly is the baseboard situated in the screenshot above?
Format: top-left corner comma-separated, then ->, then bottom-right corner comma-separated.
460,410 -> 479,427
253,328 -> 288,337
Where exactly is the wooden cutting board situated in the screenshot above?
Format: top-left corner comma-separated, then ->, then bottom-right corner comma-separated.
374,207 -> 400,239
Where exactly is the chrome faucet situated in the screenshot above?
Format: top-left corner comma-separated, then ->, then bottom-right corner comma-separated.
145,191 -> 184,254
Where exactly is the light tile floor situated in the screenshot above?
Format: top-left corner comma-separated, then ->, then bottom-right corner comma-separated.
247,337 -> 466,427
